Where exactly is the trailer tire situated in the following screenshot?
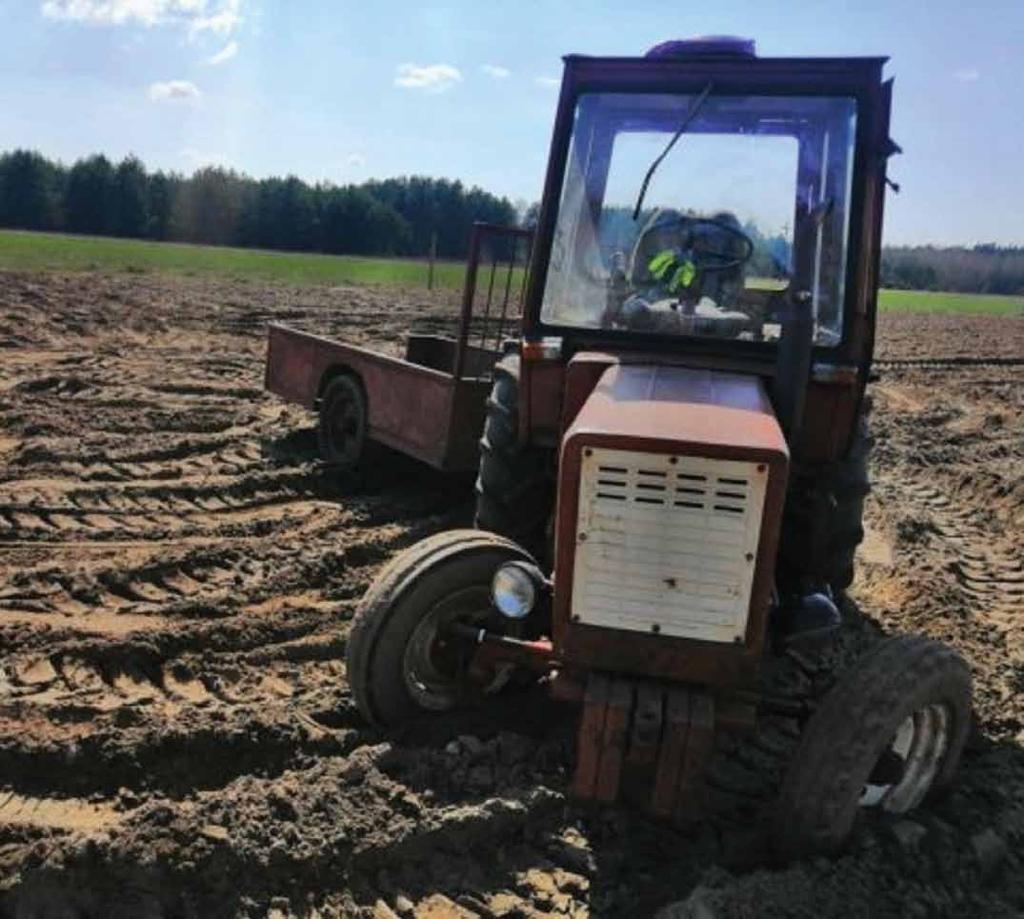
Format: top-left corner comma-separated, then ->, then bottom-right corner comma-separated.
317,373 -> 367,470
475,355 -> 554,560
772,634 -> 971,862
346,530 -> 536,726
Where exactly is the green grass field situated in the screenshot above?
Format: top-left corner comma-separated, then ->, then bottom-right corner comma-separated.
1,229 -> 1020,315
875,288 -> 1022,315
0,229 -> 470,290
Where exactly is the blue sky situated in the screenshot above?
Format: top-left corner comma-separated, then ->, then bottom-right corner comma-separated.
1,0 -> 1021,245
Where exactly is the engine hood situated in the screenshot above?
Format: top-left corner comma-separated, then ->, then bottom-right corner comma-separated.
562,363 -> 789,464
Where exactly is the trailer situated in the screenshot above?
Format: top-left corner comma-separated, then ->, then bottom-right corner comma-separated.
264,224 -> 532,471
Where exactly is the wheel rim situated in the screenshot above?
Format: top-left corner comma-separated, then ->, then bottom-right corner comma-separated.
326,387 -> 364,465
859,703 -> 951,812
402,585 -> 516,712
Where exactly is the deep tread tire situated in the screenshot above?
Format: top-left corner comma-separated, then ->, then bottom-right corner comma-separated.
346,530 -> 534,726
779,404 -> 873,596
317,374 -> 367,469
824,408 -> 873,592
772,634 -> 971,862
474,355 -> 554,559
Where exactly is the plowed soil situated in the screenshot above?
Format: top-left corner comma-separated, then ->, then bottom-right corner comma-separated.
1,271 -> 1023,918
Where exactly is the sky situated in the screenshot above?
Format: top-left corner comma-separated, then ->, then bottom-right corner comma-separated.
1,0 -> 1021,246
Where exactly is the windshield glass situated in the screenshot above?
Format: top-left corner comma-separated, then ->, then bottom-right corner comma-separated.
540,92 -> 857,346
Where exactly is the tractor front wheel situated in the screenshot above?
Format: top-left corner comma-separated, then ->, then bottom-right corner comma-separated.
772,634 -> 971,862
346,530 -> 536,726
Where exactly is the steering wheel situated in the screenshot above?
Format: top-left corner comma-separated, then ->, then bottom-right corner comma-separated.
641,214 -> 755,275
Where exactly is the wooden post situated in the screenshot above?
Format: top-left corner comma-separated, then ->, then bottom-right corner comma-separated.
427,230 -> 437,290
452,224 -> 483,382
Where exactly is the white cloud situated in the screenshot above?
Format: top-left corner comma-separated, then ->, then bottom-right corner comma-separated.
481,64 -> 510,79
149,79 -> 200,101
534,76 -> 560,88
394,63 -> 461,94
43,0 -> 184,26
40,0 -> 242,35
188,0 -> 241,36
207,39 -> 238,64
953,68 -> 979,82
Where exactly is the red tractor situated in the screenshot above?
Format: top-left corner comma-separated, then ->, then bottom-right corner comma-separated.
335,38 -> 970,860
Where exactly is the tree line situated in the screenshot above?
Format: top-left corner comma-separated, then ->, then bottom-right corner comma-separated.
0,149 -> 516,259
0,148 -> 1021,294
524,201 -> 1024,297
880,245 -> 1024,296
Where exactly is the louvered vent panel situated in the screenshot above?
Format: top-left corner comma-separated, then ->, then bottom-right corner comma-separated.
571,447 -> 768,643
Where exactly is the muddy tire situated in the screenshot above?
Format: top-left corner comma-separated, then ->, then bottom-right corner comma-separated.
475,355 -> 554,560
779,404 -> 872,596
772,634 -> 971,862
824,408 -> 873,593
317,374 -> 367,469
346,529 -> 535,726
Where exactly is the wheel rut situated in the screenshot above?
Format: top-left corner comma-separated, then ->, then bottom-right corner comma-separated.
2,278 -> 1023,917
894,478 -> 1024,625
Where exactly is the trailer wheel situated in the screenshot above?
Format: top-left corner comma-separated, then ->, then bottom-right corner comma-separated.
318,374 -> 366,469
772,634 -> 971,862
346,529 -> 536,726
475,355 -> 554,561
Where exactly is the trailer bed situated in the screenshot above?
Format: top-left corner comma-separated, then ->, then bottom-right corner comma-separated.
265,326 -> 498,471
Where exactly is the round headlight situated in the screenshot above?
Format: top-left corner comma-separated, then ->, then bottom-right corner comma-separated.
491,561 -> 538,620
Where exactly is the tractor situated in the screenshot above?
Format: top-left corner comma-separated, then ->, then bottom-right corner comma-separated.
343,37 -> 972,860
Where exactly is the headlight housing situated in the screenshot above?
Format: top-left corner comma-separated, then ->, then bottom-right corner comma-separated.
491,561 -> 543,619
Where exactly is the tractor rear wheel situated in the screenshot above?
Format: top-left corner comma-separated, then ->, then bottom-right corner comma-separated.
346,530 -> 536,726
779,404 -> 872,596
823,408 -> 873,593
772,634 -> 971,862
475,355 -> 554,561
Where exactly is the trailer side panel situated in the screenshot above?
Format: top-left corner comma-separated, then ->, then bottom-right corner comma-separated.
266,324 -> 487,471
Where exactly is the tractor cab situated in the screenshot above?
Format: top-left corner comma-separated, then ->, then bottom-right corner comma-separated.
540,75 -> 854,348
525,38 -> 889,371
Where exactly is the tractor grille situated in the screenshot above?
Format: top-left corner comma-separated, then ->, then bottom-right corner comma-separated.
570,446 -> 768,643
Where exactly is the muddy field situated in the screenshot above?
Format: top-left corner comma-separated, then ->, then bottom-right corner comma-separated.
0,270 -> 1022,918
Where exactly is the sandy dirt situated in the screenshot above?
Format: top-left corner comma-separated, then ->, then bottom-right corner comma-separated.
0,270 -> 1022,918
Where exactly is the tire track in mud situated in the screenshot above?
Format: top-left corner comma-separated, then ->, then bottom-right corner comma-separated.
0,272 -> 603,919
0,476 -> 333,542
3,280 -> 1024,917
0,528 -> 407,622
0,273 -> 473,876
891,478 -> 1024,642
